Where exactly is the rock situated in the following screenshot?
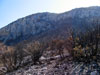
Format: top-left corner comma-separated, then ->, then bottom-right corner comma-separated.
0,67 -> 7,74
39,56 -> 46,60
90,71 -> 99,75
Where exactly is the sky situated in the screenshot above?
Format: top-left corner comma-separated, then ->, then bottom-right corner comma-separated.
0,0 -> 100,28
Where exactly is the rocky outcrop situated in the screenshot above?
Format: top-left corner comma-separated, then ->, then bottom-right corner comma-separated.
0,6 -> 100,45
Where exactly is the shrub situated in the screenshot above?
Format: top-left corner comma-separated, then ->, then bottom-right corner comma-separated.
0,44 -> 24,72
27,41 -> 46,64
49,38 -> 73,60
49,39 -> 64,59
72,19 -> 100,62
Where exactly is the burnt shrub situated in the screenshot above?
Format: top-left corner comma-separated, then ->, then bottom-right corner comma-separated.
72,19 -> 100,62
27,41 -> 47,64
0,44 -> 24,72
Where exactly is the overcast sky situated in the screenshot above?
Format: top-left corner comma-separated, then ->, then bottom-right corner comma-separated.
0,0 -> 100,28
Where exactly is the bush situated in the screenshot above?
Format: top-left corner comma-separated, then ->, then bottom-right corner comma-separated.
0,44 -> 24,72
49,38 -> 73,60
27,41 -> 47,64
49,39 -> 64,59
72,19 -> 100,62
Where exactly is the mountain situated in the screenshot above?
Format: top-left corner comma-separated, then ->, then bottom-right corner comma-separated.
0,6 -> 100,45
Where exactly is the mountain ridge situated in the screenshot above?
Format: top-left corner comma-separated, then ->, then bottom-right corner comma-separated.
0,6 -> 100,45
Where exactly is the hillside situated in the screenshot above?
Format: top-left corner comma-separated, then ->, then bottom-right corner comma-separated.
0,6 -> 100,75
0,6 -> 100,45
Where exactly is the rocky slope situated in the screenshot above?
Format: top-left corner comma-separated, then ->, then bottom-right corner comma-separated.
5,45 -> 100,75
0,6 -> 100,45
6,60 -> 100,75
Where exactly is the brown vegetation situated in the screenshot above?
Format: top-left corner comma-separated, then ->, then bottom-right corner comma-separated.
72,19 -> 100,62
26,41 -> 47,64
0,44 -> 24,72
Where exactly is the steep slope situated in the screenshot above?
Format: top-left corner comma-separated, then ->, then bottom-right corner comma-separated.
0,13 -> 58,45
0,6 -> 100,45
